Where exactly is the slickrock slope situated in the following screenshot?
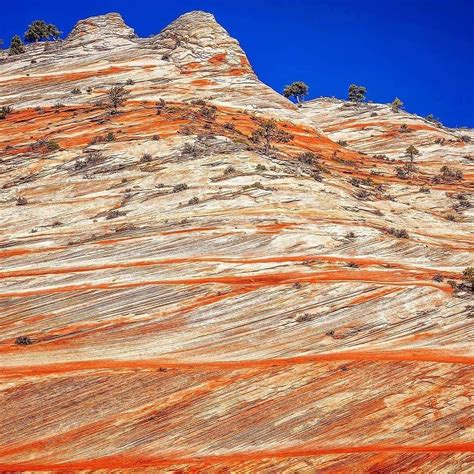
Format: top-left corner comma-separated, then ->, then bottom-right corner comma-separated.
0,12 -> 473,473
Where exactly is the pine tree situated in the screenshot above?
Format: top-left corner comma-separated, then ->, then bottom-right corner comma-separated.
9,35 -> 25,55
283,81 -> 309,103
250,119 -> 293,155
348,84 -> 367,104
406,145 -> 419,162
24,20 -> 61,43
106,85 -> 130,114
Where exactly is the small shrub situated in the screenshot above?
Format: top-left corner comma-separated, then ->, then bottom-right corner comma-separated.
16,196 -> 28,206
432,274 -> 444,282
105,132 -> 115,142
125,79 -> 135,85
297,151 -> 319,166
30,139 -> 60,153
188,196 -> 199,205
199,104 -> 217,121
15,336 -> 32,345
140,153 -> 152,163
191,99 -> 206,106
152,134 -> 160,141
462,267 -> 474,291
224,121 -> 236,131
385,227 -> 409,239
0,106 -> 13,120
106,85 -> 129,114
399,124 -> 411,133
71,88 -> 81,95
295,313 -> 314,323
337,140 -> 348,146
391,97 -> 403,112
439,165 -> 463,182
173,183 -> 188,193
345,231 -> 356,239
256,164 -> 266,171
370,112 -> 378,117
224,165 -> 236,175
395,162 -> 417,179
243,181 -> 264,190
106,209 -> 126,220
426,114 -> 442,126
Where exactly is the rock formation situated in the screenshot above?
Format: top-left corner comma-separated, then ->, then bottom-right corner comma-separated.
0,11 -> 472,472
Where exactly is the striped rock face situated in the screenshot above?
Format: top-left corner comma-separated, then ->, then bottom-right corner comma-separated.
0,11 -> 473,473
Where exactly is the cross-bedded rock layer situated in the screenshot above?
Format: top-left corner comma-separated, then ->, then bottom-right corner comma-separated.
0,11 -> 473,473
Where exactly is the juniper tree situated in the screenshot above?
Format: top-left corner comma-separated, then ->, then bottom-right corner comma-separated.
283,81 -> 309,103
9,35 -> 25,55
391,97 -> 403,113
250,119 -> 293,155
24,20 -> 61,43
106,85 -> 130,114
406,145 -> 419,162
348,84 -> 367,104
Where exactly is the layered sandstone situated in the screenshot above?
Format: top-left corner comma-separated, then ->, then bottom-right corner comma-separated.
0,12 -> 472,473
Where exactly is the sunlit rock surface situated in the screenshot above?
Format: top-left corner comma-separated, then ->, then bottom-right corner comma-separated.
0,11 -> 473,473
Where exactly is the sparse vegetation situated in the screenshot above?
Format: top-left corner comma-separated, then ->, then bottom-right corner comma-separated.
432,165 -> 463,183
16,196 -> 28,206
256,164 -> 266,171
188,196 -> 199,205
15,336 -> 32,345
224,165 -> 236,175
106,85 -> 130,114
31,139 -> 60,153
71,88 -> 81,95
395,162 -> 417,179
199,104 -> 217,121
126,79 -> 135,85
348,84 -> 367,104
173,183 -> 188,193
9,35 -> 25,55
391,97 -> 403,112
426,114 -> 442,127
140,153 -> 152,163
338,140 -> 348,146
0,106 -> 12,120
462,267 -> 474,291
250,119 -> 293,155
297,151 -> 319,166
384,227 -> 409,239
399,124 -> 411,133
283,81 -> 309,103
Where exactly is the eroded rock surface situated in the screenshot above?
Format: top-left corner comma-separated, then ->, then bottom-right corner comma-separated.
0,11 -> 473,473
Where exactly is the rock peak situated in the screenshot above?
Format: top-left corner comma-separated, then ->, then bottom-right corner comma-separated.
66,12 -> 136,48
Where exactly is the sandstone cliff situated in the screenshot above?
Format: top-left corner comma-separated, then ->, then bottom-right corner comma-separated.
0,11 -> 472,472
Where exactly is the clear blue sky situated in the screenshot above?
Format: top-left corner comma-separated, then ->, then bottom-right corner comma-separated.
1,0 -> 473,127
